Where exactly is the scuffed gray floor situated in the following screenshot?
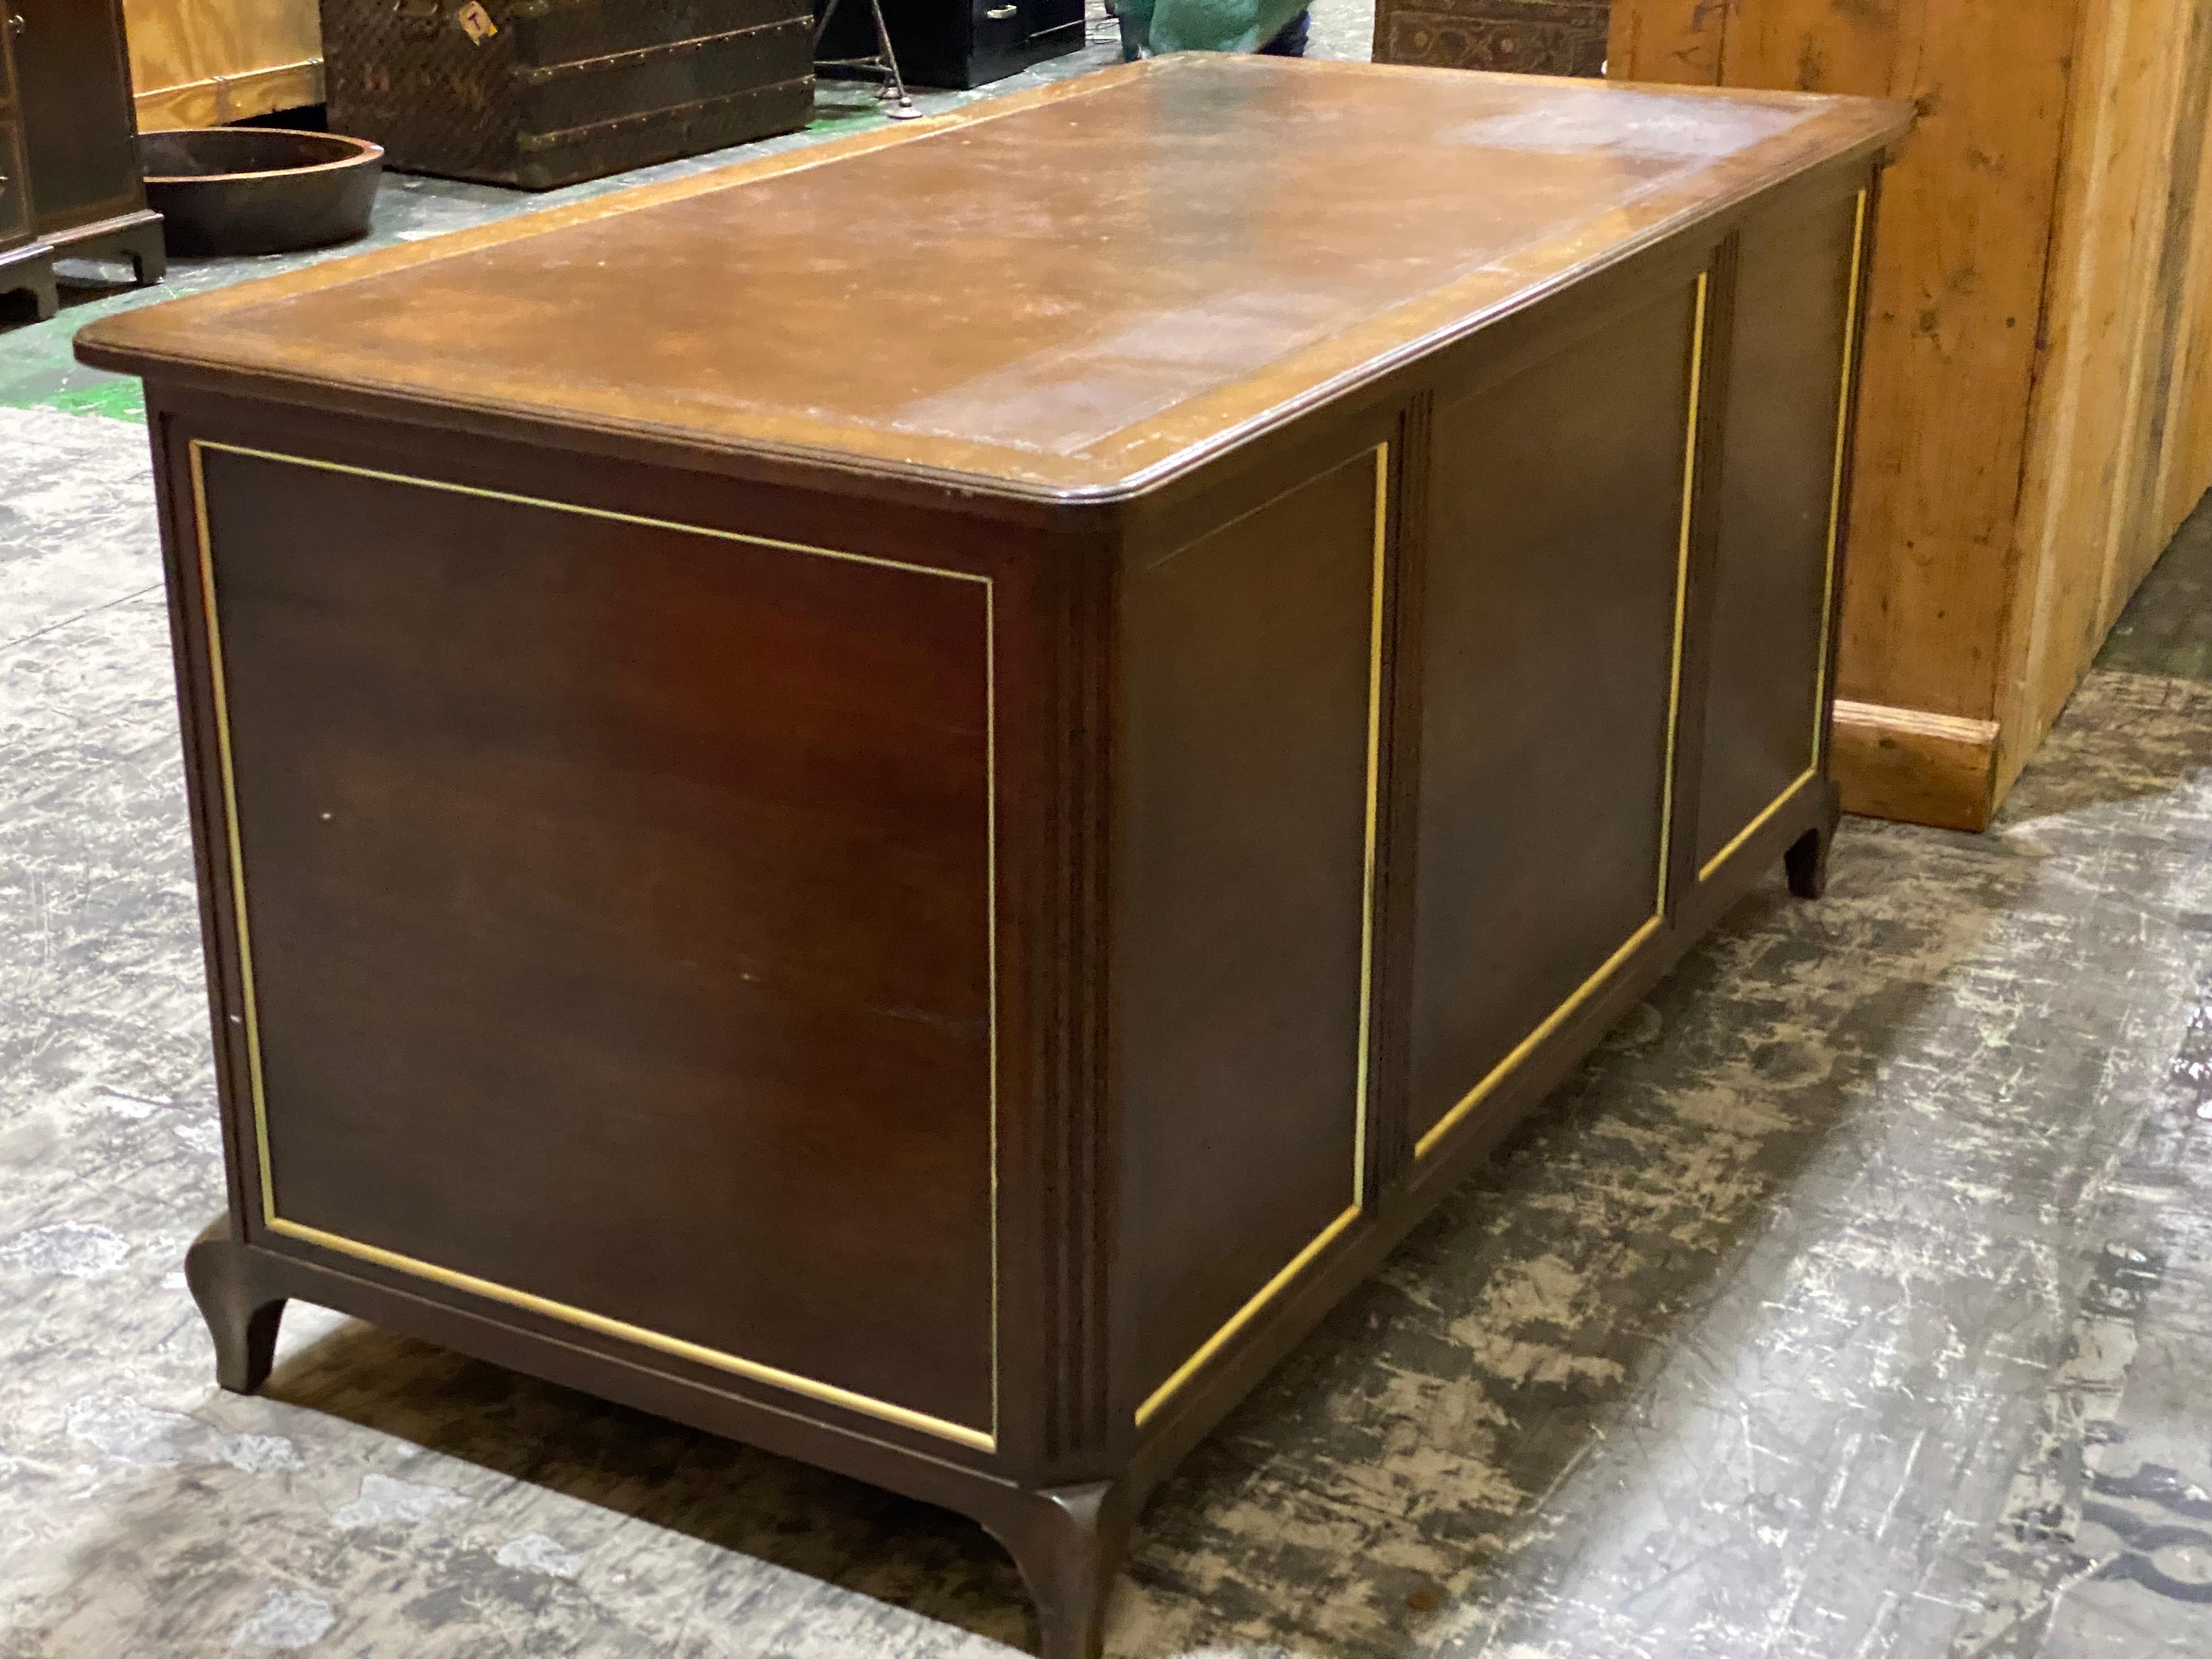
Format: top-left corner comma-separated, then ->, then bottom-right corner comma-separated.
5,25 -> 2212,1654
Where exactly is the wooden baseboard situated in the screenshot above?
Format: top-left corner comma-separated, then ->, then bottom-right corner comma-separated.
1831,699 -> 2001,832
134,59 -> 324,132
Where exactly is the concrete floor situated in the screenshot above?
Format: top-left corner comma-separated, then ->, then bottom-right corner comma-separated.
6,19 -> 2212,1659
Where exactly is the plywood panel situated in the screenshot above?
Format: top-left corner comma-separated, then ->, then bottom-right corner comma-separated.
122,0 -> 323,129
1720,0 -> 1902,100
1615,0 -> 2079,732
1827,3 -> 2076,726
2147,18 -> 2212,555
2167,106 -> 2212,535
1611,0 -> 2212,829
1830,700 -> 1999,833
1999,0 -> 2212,798
2113,5 -> 2212,606
2000,0 -> 2174,785
2169,109 -> 2212,535
1606,0 -> 1722,84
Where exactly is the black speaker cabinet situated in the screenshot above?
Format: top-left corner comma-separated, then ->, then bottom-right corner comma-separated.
817,0 -> 1084,91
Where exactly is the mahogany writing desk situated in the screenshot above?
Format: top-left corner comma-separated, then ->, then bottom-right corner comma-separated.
77,56 -> 1908,1658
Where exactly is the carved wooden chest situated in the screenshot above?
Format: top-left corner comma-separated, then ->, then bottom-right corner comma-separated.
1375,0 -> 1610,76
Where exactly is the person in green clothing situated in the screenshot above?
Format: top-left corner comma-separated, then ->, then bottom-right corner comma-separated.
1257,8 -> 1311,53
1112,0 -> 1312,59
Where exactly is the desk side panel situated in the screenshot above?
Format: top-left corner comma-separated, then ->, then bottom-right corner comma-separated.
188,437 -> 998,1440
1115,450 -> 1383,1417
1694,188 -> 1866,875
1408,280 -> 1702,1155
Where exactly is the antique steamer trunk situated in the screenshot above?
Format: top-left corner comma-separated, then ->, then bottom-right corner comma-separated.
321,0 -> 813,189
77,57 -> 1909,1659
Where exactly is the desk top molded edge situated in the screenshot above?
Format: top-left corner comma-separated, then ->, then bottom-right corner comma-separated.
75,57 -> 1912,507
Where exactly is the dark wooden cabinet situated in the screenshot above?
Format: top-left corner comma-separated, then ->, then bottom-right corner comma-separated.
0,8 -> 53,318
817,0 -> 1084,91
78,59 -> 1907,1659
0,0 -> 164,321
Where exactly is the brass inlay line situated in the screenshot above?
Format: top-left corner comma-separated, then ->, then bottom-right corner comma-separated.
1697,775 -> 1813,883
1135,440 -> 1392,1430
1813,192 -> 1870,766
1353,443 -> 1390,1211
191,443 -> 279,1225
188,439 -> 999,1455
1413,914 -> 1667,1164
1135,1204 -> 1363,1430
195,440 -> 995,585
1415,272 -> 1709,1164
1657,271 -> 1709,915
1697,189 -> 1867,887
983,579 -> 1000,1444
262,1211 -> 995,1448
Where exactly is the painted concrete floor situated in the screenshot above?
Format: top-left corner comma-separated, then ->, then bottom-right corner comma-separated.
5,20 -> 2212,1659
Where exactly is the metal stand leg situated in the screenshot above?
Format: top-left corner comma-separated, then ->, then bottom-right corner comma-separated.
814,0 -> 922,120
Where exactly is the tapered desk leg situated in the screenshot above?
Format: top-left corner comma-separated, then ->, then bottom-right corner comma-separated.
1786,783 -> 1842,900
185,1219 -> 286,1395
996,1480 -> 1130,1659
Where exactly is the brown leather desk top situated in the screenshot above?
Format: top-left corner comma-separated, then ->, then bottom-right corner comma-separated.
78,55 -> 1908,501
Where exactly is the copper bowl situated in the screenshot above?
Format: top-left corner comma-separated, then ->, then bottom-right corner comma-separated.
139,128 -> 384,258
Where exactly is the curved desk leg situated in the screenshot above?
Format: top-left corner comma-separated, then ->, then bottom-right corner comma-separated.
1786,783 -> 1842,900
994,1479 -> 1131,1659
185,1218 -> 286,1395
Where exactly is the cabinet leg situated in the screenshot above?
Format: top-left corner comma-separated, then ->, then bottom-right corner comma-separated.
997,1480 -> 1130,1659
2,262 -> 59,323
120,221 -> 168,287
184,1220 -> 286,1394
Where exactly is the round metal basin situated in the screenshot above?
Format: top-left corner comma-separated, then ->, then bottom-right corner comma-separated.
139,128 -> 385,258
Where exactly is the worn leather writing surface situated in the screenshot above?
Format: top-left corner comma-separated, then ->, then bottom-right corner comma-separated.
79,56 -> 1905,497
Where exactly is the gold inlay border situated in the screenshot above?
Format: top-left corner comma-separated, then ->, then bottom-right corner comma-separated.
188,439 -> 1000,1455
1698,188 -> 1869,885
1133,442 -> 1391,1429
1414,270 -> 1711,1164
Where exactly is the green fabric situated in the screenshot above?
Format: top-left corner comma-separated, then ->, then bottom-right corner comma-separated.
1116,0 -> 1310,56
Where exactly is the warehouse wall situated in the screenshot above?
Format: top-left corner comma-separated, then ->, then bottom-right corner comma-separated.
1610,0 -> 2212,830
122,0 -> 323,129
